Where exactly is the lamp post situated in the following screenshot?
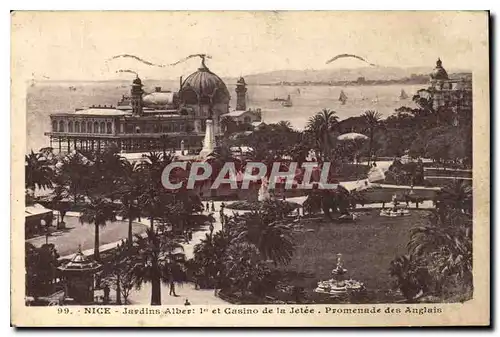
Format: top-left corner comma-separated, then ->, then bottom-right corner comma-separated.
41,219 -> 49,245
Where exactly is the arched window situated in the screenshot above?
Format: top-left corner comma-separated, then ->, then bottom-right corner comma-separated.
68,121 -> 73,133
74,121 -> 80,133
81,121 -> 86,133
94,122 -> 99,134
59,121 -> 65,132
106,122 -> 112,134
135,126 -> 141,134
88,121 -> 93,133
100,122 -> 105,134
52,121 -> 57,132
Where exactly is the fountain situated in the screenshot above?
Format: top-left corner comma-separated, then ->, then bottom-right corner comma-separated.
379,193 -> 411,217
314,253 -> 365,296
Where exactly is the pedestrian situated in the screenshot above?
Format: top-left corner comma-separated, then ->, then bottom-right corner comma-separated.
188,230 -> 193,241
206,202 -> 209,212
103,284 -> 110,304
211,201 -> 215,212
184,299 -> 191,306
169,279 -> 177,296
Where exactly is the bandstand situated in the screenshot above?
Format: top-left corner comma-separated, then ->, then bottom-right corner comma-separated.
57,248 -> 103,304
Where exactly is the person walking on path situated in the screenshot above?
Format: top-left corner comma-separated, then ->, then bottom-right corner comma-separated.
211,201 -> 215,212
206,202 -> 210,212
169,276 -> 177,296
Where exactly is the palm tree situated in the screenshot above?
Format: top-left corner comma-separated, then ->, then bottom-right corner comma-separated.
139,152 -> 176,230
306,109 -> 339,161
56,151 -> 93,205
25,150 -> 54,192
407,214 -> 472,293
131,228 -> 186,305
79,196 -> 116,261
192,230 -> 231,288
435,180 -> 473,215
275,120 -> 293,132
230,209 -> 295,266
117,161 -> 142,248
362,110 -> 382,165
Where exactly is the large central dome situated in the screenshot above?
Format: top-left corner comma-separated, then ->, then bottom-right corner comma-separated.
179,62 -> 230,105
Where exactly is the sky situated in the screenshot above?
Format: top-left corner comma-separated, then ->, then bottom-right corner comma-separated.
11,11 -> 488,81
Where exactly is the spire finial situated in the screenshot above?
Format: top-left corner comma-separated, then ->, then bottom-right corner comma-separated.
77,244 -> 82,254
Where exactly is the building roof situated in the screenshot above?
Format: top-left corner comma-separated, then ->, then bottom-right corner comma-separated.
25,203 -> 52,218
143,92 -> 175,106
222,108 -> 261,118
58,249 -> 102,273
180,62 -> 230,104
221,110 -> 247,117
73,108 -> 131,116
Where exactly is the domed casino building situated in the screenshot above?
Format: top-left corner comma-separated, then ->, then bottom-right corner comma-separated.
45,58 -> 235,155
179,58 -> 230,135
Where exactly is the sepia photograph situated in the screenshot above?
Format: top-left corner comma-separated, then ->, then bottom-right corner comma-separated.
11,10 -> 490,327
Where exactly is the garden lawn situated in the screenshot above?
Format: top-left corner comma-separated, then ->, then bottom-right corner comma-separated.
281,209 -> 431,300
26,216 -> 147,256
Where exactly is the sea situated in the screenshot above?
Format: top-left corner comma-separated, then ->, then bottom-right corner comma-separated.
26,81 -> 421,153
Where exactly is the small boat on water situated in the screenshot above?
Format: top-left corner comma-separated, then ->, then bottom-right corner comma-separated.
69,86 -> 77,91
399,89 -> 409,100
339,90 -> 348,105
281,95 -> 293,107
372,95 -> 379,103
271,92 -> 287,102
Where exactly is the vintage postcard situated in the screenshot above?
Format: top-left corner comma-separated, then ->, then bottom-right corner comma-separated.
11,11 -> 490,327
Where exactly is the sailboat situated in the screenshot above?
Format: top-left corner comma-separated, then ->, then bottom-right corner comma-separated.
281,94 -> 293,107
399,89 -> 409,100
372,95 -> 379,103
339,90 -> 348,105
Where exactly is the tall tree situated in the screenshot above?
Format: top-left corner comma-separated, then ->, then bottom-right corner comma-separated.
25,150 -> 54,192
131,228 -> 186,305
117,161 -> 143,248
362,110 -> 382,165
229,207 -> 295,266
306,109 -> 339,161
79,196 -> 116,261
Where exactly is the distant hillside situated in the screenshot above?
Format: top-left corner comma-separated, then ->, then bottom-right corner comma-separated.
36,67 -> 471,88
229,67 -> 470,85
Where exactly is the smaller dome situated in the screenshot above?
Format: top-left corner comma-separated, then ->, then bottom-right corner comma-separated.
133,76 -> 142,85
143,92 -> 174,106
430,58 -> 449,80
59,249 -> 102,272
